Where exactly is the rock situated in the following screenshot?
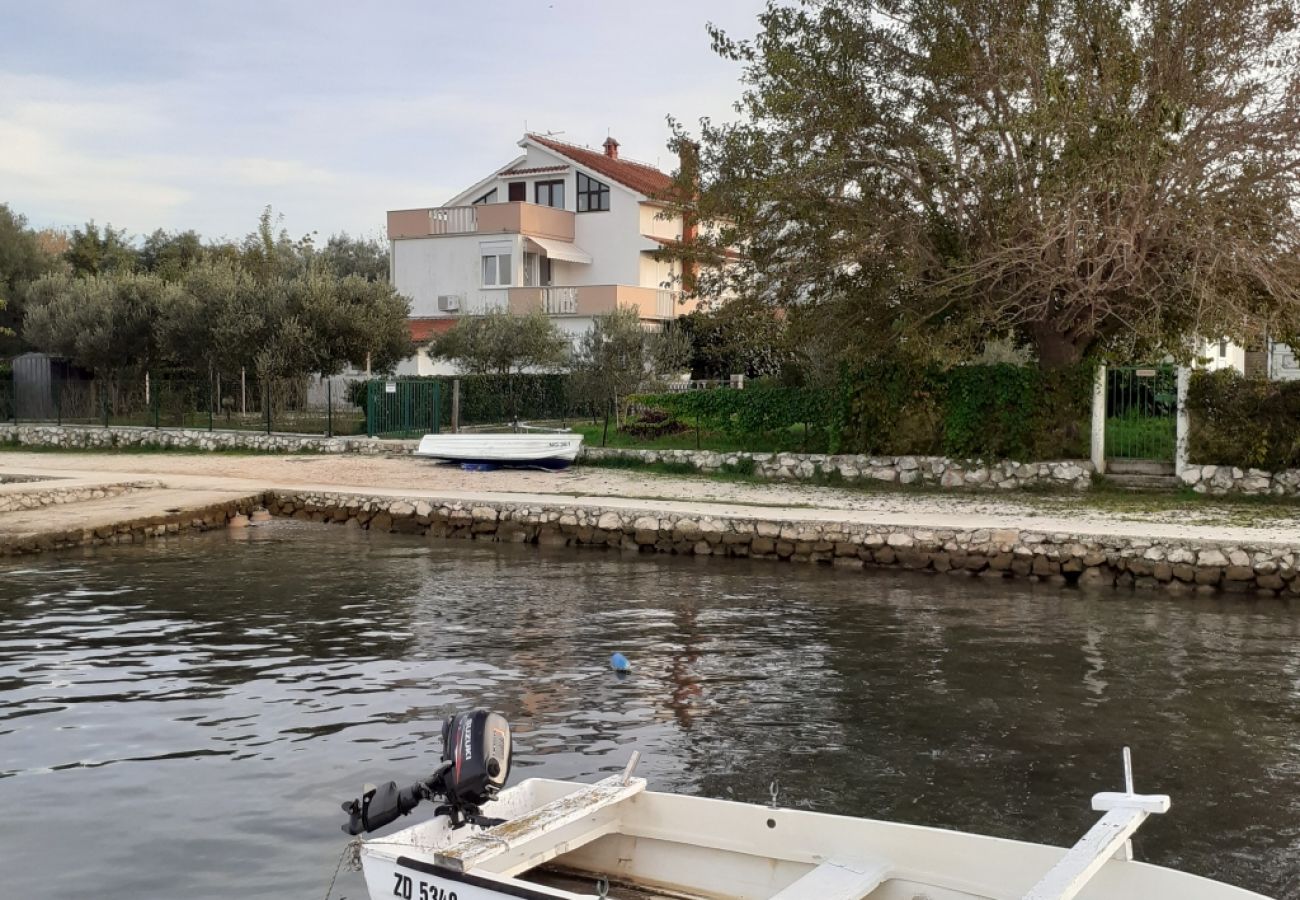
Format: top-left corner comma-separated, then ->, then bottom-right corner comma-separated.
596,512 -> 622,531
1197,549 -> 1229,567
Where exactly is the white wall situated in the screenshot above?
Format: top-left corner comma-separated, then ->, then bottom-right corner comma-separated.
571,181 -> 645,286
392,234 -> 522,317
638,203 -> 681,240
1198,338 -> 1247,374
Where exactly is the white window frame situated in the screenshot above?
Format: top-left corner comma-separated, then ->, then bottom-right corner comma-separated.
481,252 -> 513,287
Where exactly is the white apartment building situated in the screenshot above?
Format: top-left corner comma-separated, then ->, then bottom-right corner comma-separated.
388,133 -> 699,374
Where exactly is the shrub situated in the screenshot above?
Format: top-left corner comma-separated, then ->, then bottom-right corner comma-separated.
628,386 -> 835,450
1187,370 -> 1300,469
836,362 -> 1092,460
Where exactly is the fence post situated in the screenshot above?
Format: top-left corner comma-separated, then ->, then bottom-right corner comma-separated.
366,380 -> 375,437
602,399 -> 611,447
208,376 -> 214,432
153,380 -> 160,429
326,378 -> 333,438
432,381 -> 441,435
101,380 -> 109,428
1090,364 -> 1107,475
55,374 -> 62,427
265,381 -> 272,435
1175,366 -> 1190,479
451,378 -> 460,433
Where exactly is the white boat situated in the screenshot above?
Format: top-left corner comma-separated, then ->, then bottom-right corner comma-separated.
340,712 -> 1268,900
414,431 -> 584,467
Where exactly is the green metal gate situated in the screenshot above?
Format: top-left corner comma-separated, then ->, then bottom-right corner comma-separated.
1104,365 -> 1176,460
366,379 -> 441,438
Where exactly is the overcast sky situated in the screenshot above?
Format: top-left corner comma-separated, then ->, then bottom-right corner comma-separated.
0,0 -> 762,243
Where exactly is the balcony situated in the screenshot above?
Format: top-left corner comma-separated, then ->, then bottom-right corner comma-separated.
507,285 -> 694,320
388,202 -> 575,241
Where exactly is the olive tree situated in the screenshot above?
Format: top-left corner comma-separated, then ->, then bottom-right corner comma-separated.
430,310 -> 568,375
574,307 -> 691,423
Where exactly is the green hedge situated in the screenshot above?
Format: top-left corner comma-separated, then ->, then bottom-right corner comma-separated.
628,386 -> 837,451
633,363 -> 1092,460
834,362 -> 1092,459
1187,370 -> 1300,469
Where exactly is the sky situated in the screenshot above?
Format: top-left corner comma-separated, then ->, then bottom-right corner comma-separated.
0,0 -> 763,243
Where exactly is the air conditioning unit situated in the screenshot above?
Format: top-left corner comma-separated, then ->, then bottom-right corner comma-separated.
437,294 -> 462,312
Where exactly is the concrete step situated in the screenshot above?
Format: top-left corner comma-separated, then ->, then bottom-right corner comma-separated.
1104,473 -> 1181,492
1107,459 -> 1176,477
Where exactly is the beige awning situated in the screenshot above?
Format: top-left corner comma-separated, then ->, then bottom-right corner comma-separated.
525,236 -> 592,264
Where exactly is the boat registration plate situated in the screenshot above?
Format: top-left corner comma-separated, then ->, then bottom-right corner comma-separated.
390,870 -> 458,900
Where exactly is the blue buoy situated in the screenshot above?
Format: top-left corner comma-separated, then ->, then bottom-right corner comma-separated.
610,652 -> 631,673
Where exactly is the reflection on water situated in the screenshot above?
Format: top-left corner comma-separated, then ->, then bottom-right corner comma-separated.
1,521 -> 1297,898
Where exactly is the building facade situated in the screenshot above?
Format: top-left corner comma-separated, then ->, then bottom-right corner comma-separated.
388,134 -> 698,375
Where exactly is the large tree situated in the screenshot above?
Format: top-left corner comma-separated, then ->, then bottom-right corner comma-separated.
668,0 -> 1300,368
0,205 -> 59,352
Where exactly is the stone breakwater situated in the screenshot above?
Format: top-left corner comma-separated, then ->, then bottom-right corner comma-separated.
581,447 -> 1095,491
1180,464 -> 1300,496
0,480 -> 159,513
266,490 -> 1300,597
0,423 -> 415,455
0,495 -> 262,557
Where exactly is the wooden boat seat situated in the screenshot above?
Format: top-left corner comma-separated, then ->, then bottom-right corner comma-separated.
768,856 -> 892,899
435,774 -> 647,875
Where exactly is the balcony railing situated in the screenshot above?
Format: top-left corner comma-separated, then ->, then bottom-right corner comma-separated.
388,202 -> 575,241
506,285 -> 692,320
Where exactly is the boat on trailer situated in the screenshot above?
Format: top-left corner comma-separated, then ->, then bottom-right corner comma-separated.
414,429 -> 584,468
340,710 -> 1268,900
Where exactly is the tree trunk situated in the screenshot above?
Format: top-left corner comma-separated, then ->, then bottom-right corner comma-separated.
1028,321 -> 1088,370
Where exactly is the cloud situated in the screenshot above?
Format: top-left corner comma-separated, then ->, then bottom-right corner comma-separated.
0,1 -> 760,239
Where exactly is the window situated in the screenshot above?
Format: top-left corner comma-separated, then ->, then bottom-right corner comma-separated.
472,188 -> 497,205
1219,338 -> 1228,358
481,252 -> 512,287
535,179 -> 565,208
523,252 -> 538,287
540,256 -> 553,286
507,182 -> 526,202
576,172 -> 610,212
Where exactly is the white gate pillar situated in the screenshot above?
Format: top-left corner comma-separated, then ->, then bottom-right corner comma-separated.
1090,364 -> 1107,475
1175,366 -> 1190,476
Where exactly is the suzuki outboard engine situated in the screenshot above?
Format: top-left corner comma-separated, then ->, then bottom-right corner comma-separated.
341,708 -> 512,835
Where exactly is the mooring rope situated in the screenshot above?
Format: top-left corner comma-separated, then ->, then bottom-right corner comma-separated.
323,838 -> 363,900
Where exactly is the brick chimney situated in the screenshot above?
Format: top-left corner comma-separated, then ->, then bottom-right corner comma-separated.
602,136 -> 620,159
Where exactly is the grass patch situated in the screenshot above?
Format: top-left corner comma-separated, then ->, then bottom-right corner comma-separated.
1104,414 -> 1176,460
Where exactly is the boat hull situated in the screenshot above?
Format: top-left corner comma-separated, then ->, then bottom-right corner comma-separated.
359,779 -> 1269,900
414,433 -> 584,466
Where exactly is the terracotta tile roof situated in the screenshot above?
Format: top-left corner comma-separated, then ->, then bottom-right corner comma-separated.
499,164 -> 569,176
409,318 -> 458,342
527,134 -> 675,198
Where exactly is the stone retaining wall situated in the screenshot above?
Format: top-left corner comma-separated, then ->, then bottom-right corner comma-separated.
0,480 -> 158,513
0,495 -> 263,557
0,423 -> 415,455
1180,464 -> 1300,496
267,490 -> 1300,597
581,447 -> 1094,491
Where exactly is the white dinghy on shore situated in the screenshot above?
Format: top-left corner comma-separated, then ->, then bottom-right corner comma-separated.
414,428 -> 584,468
339,711 -> 1268,900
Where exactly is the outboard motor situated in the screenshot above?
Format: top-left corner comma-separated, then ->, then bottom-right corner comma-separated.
341,709 -> 512,835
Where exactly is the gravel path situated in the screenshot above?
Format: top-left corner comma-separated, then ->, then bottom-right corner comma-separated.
3,450 -> 1299,537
